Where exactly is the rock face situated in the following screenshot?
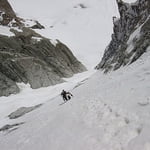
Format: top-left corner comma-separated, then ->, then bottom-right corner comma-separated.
8,104 -> 42,119
0,72 -> 19,96
0,0 -> 86,96
0,0 -> 22,26
0,122 -> 24,132
0,0 -> 15,16
31,21 -> 45,29
96,0 -> 150,73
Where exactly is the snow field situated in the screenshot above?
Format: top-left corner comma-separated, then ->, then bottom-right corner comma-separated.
0,0 -> 149,149
0,49 -> 150,150
9,0 -> 119,69
0,70 -> 95,128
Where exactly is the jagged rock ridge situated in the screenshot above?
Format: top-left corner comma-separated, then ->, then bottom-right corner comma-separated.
0,0 -> 87,96
0,0 -> 22,26
96,0 -> 150,73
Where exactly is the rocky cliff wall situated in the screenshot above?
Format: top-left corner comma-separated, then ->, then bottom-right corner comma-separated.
0,0 -> 86,96
96,0 -> 150,73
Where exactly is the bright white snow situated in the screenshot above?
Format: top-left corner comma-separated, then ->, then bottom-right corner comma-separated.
8,0 -> 119,69
0,46 -> 150,150
0,0 -> 149,149
8,0 -> 137,69
0,70 -> 95,128
0,26 -> 14,36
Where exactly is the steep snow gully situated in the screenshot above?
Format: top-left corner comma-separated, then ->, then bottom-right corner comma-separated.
0,48 -> 150,150
0,0 -> 150,149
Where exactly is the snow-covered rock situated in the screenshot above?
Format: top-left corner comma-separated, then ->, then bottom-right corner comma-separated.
0,0 -> 86,96
8,104 -> 42,119
0,46 -> 150,150
96,0 -> 150,72
0,0 -> 21,26
0,72 -> 19,97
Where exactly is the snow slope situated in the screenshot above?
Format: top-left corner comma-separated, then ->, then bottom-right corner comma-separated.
0,47 -> 150,150
0,26 -> 14,36
0,70 -> 95,128
8,0 -> 120,69
1,0 -> 149,149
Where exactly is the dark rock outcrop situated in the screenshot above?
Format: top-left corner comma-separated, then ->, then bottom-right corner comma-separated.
8,104 -> 42,119
0,0 -> 87,96
31,21 -> 45,29
0,122 -> 24,132
0,72 -> 19,96
0,0 -> 16,17
0,0 -> 22,26
0,31 -> 86,96
96,0 -> 150,73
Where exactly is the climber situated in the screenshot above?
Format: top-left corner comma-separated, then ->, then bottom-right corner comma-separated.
61,90 -> 73,101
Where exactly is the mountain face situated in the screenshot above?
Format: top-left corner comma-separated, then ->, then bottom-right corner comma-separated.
0,0 -> 15,17
0,0 -> 86,96
0,0 -> 21,26
96,0 -> 150,73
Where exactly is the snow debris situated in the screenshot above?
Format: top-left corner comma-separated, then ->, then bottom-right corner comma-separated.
0,25 -> 14,36
0,12 -> 4,22
32,36 -> 42,42
50,39 -> 58,46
